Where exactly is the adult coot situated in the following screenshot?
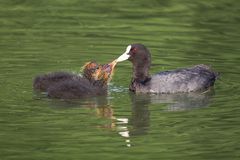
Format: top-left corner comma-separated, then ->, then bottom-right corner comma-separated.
116,44 -> 218,93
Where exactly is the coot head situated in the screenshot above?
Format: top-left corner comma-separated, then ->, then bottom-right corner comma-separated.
117,44 -> 151,83
82,60 -> 117,85
117,44 -> 151,64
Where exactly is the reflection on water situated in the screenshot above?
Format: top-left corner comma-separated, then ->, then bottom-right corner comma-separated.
129,92 -> 150,136
1,0 -> 240,159
35,92 -> 133,146
138,89 -> 214,111
128,89 -> 214,135
38,87 -> 214,148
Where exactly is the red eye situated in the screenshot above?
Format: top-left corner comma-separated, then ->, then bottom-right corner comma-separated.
131,47 -> 137,53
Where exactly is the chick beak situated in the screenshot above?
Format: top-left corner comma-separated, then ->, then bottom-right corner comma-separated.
103,60 -> 116,73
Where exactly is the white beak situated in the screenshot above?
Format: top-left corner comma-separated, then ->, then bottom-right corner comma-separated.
116,45 -> 131,62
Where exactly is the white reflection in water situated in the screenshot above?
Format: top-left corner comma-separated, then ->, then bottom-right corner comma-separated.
116,118 -> 131,147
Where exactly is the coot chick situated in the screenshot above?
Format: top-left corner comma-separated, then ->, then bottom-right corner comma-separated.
33,61 -> 117,99
116,44 -> 218,93
33,72 -> 77,92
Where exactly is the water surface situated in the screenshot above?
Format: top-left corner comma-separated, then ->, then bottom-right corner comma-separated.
0,0 -> 240,159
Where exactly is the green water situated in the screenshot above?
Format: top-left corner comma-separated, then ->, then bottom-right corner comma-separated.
0,0 -> 240,159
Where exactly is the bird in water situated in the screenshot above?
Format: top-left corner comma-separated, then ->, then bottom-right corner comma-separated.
116,44 -> 218,94
33,60 -> 117,99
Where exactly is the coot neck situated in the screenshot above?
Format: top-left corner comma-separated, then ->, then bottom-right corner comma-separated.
130,57 -> 151,93
133,62 -> 150,81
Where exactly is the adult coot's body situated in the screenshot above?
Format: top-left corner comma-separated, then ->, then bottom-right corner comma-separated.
117,44 -> 218,93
